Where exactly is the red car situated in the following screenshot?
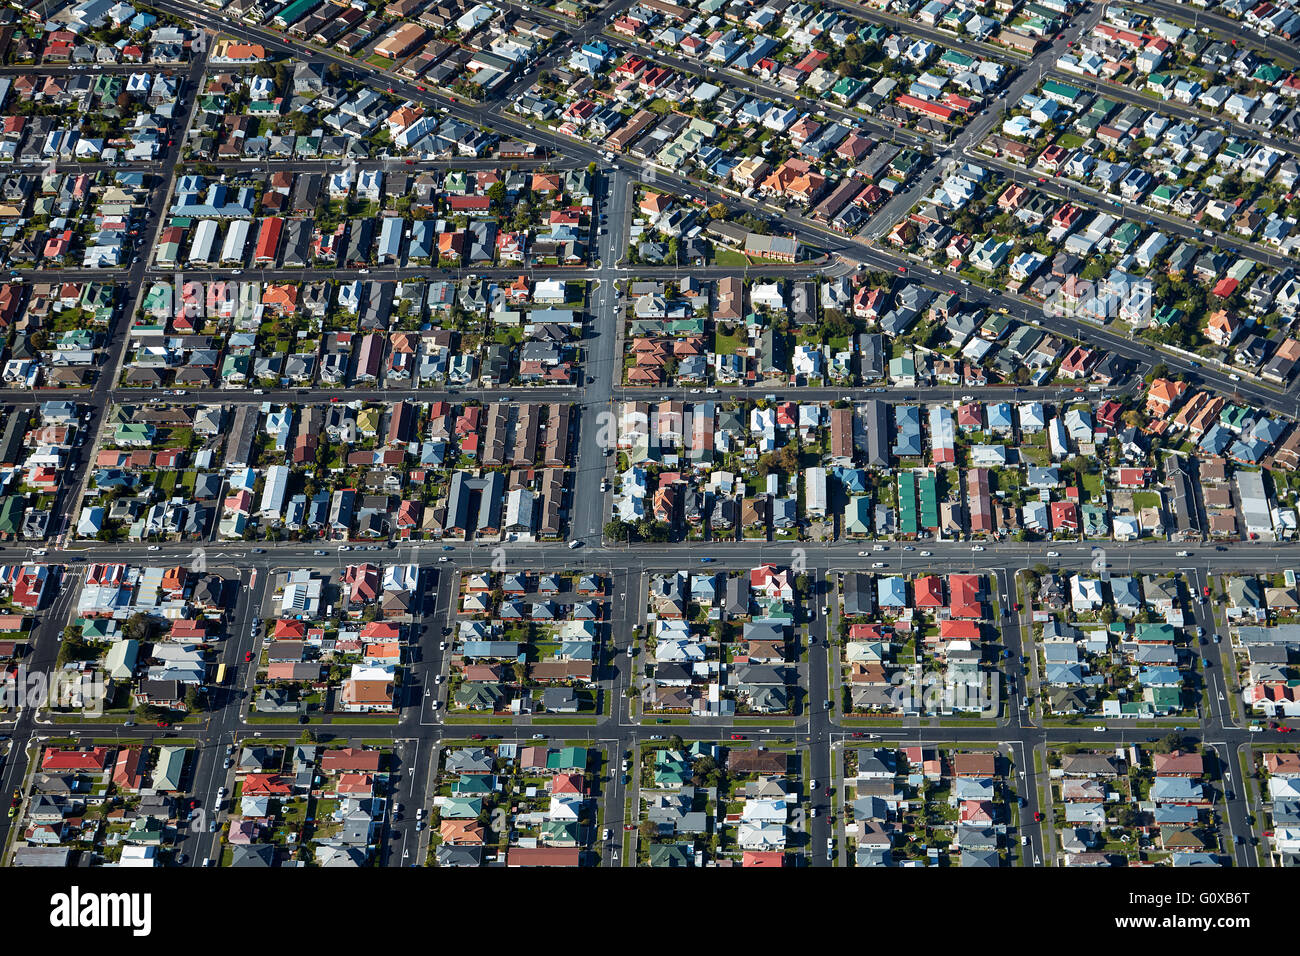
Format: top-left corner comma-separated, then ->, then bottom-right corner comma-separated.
623,824 -> 636,831
730,734 -> 745,740
156,720 -> 169,728
244,651 -> 253,662
896,265 -> 906,273
851,732 -> 865,738
470,733 -> 485,740
1033,811 -> 1044,822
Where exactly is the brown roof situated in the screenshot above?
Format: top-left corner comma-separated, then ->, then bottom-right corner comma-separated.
1152,750 -> 1205,776
727,750 -> 789,775
1266,753 -> 1300,775
952,753 -> 997,777
320,748 -> 383,773
507,846 -> 581,867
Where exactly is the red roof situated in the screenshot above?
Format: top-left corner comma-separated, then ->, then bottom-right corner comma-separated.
1212,277 -> 1239,298
254,217 -> 283,262
551,772 -> 585,795
914,575 -> 944,608
272,619 -> 307,639
42,747 -> 110,772
242,774 -> 292,796
939,619 -> 981,640
896,92 -> 954,121
1050,501 -> 1079,531
948,574 -> 982,619
320,748 -> 382,773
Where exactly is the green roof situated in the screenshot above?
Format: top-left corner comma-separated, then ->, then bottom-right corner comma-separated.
1133,622 -> 1175,642
918,471 -> 938,530
440,797 -> 482,819
452,774 -> 492,795
1042,79 -> 1082,102
831,76 -> 865,101
0,496 -> 22,535
546,746 -> 587,771
897,472 -> 918,535
648,843 -> 693,867
653,749 -> 692,788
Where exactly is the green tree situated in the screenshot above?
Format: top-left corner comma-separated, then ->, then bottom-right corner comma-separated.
604,519 -> 633,542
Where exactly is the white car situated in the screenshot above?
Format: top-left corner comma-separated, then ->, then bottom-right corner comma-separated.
1046,551 -> 1059,557
1176,550 -> 1190,557
871,562 -> 886,568
858,551 -> 869,556
602,827 -> 611,841
970,545 -> 985,552
919,551 -> 931,556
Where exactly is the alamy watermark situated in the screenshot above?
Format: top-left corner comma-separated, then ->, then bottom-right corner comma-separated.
1040,276 -> 1154,325
1,665 -> 106,715
888,669 -> 1000,717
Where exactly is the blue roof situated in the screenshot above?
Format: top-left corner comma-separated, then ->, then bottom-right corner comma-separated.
1152,777 -> 1203,802
834,467 -> 869,493
1137,666 -> 1182,687
1198,424 -> 1232,455
877,576 -> 907,607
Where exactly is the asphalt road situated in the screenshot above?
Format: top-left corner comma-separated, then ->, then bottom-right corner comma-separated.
0,0 -> 1288,868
